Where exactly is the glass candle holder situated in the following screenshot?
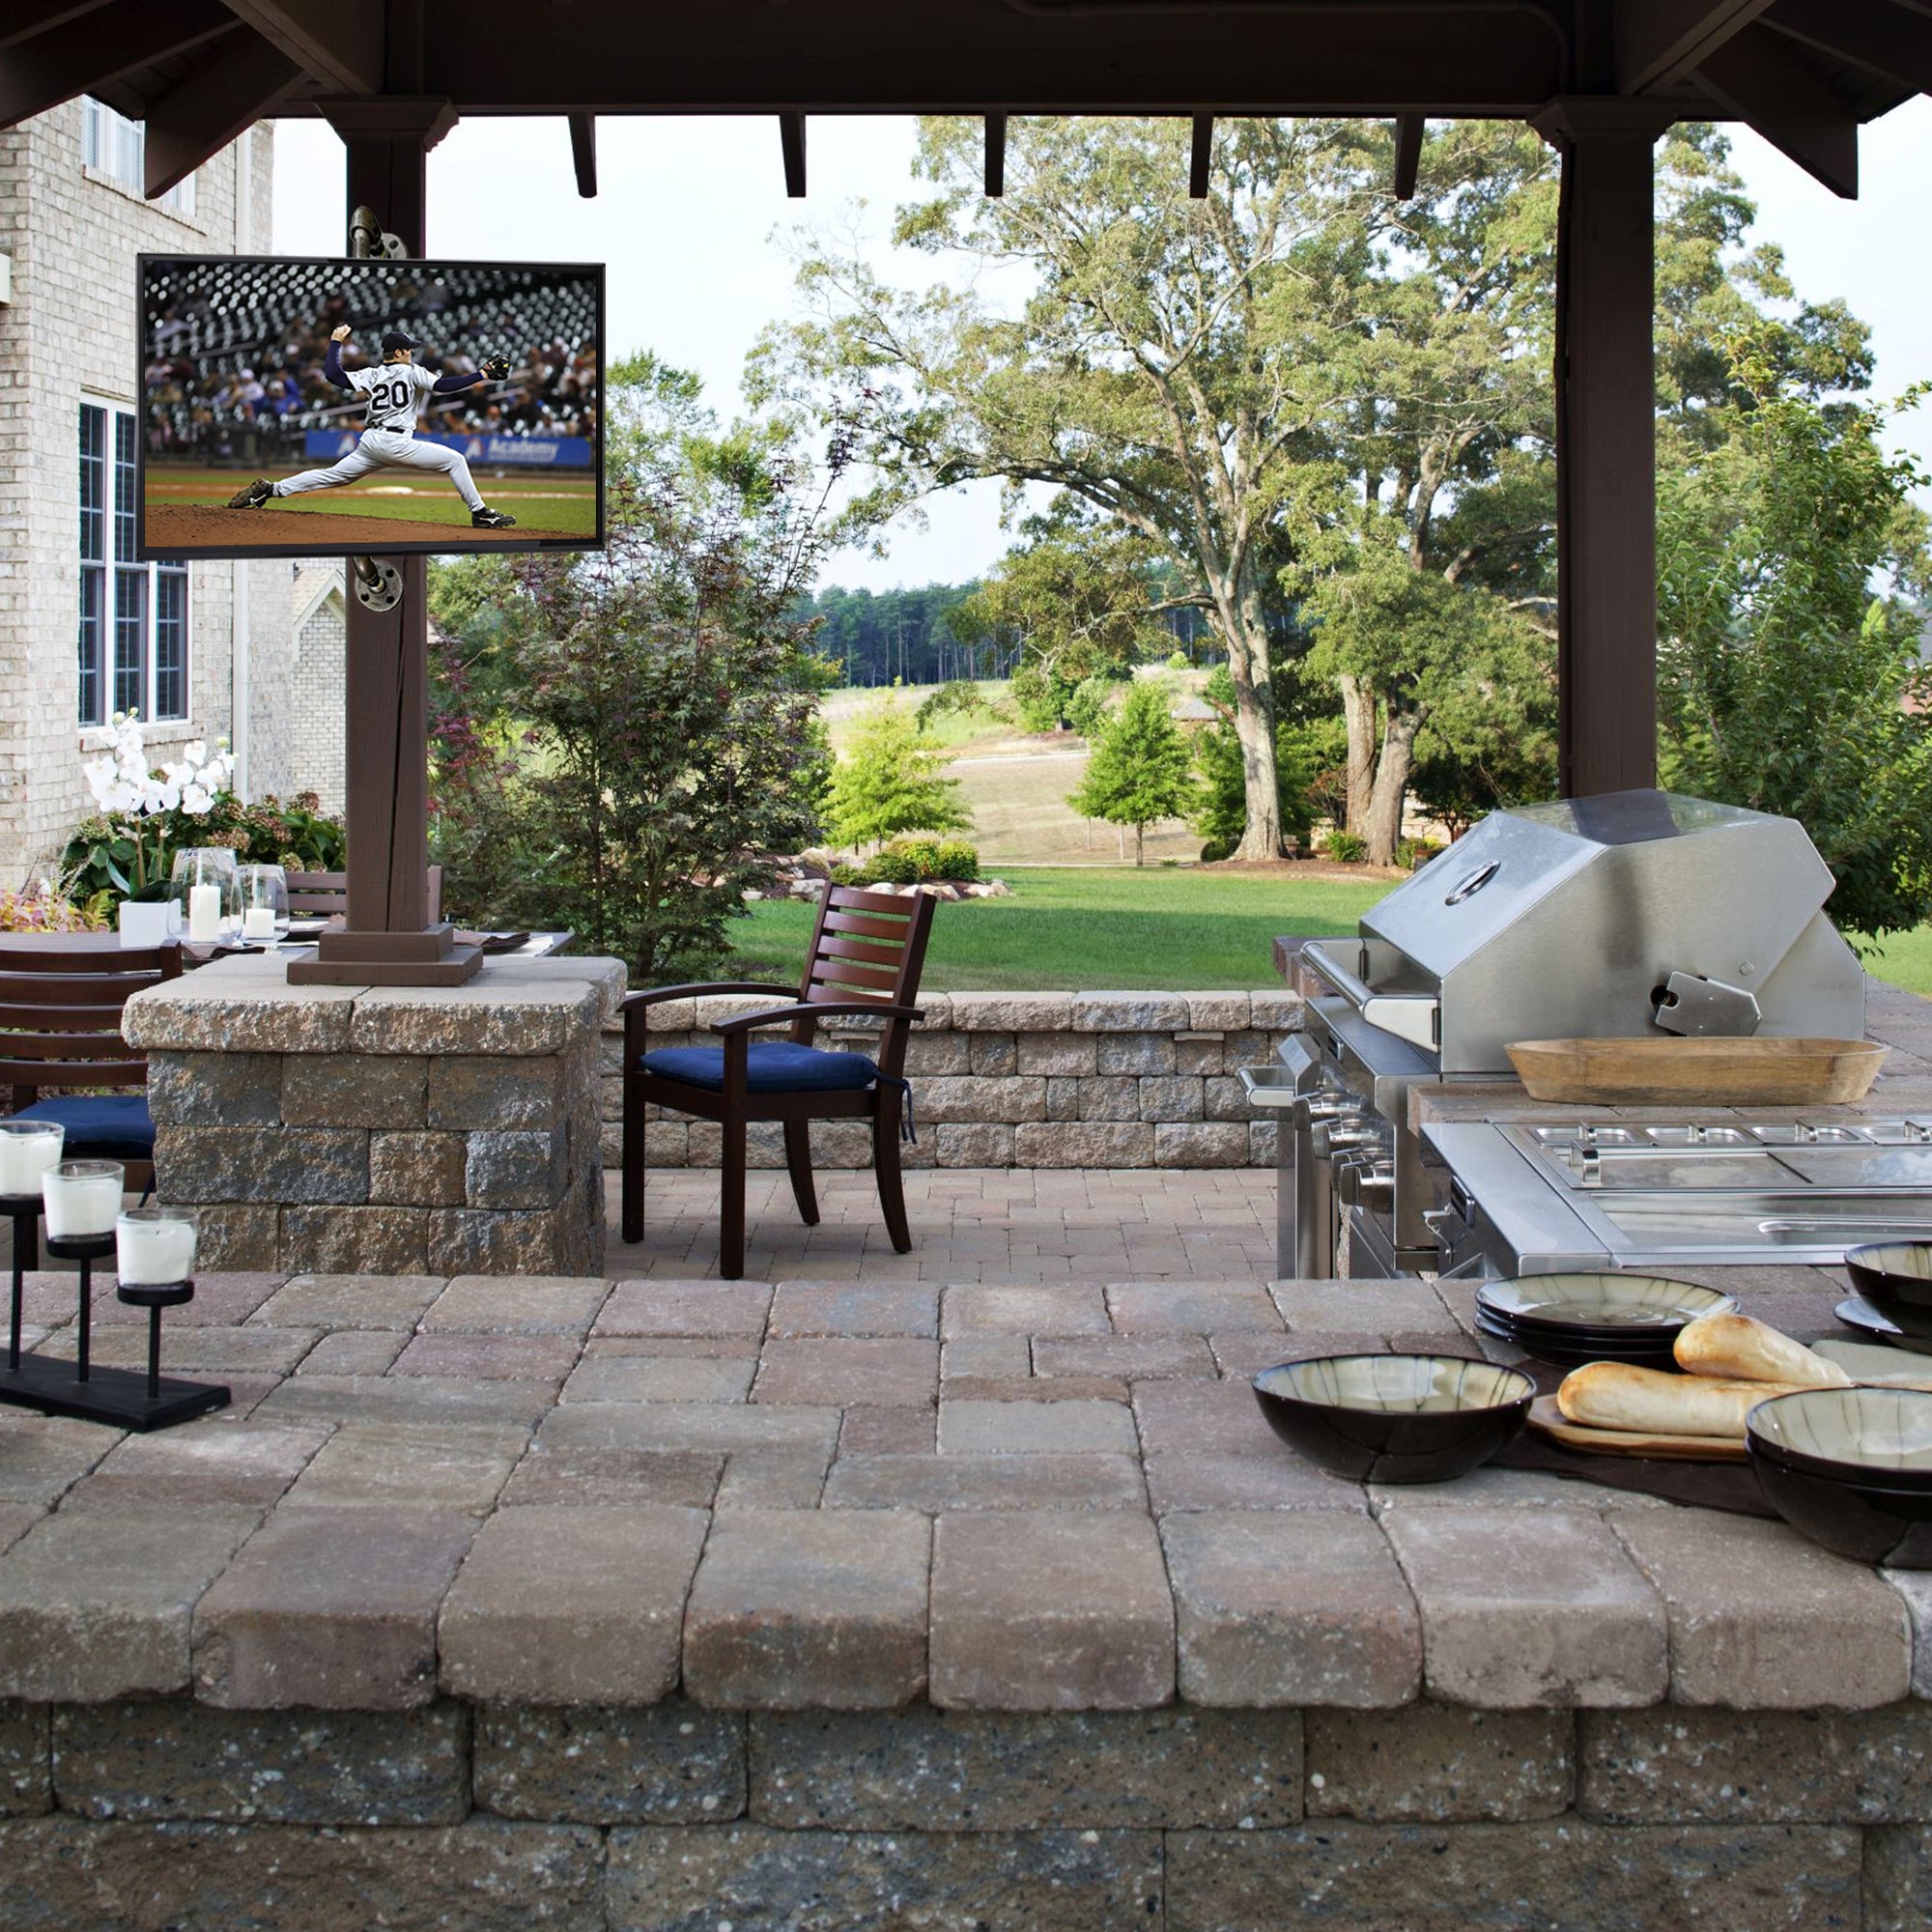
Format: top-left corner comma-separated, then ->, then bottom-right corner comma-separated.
116,1206 -> 198,1286
0,1120 -> 64,1200
43,1160 -> 125,1238
236,864 -> 290,947
170,847 -> 241,943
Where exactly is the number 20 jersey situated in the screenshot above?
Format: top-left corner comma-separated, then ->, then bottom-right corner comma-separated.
348,362 -> 438,434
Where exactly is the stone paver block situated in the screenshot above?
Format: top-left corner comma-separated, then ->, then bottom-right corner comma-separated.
823,1453 -> 1147,1513
752,1337 -> 939,1407
427,1205 -> 595,1279
1133,1377 -> 1283,1457
0,1419 -> 124,1508
1139,1076 -> 1206,1123
1014,1032 -> 1097,1076
193,1507 -> 478,1709
1609,1507 -> 1911,1708
256,1374 -> 555,1437
440,1504 -> 708,1704
538,1401 -> 839,1461
919,1076 -> 1048,1124
938,1400 -> 1137,1454
429,1053 -> 565,1129
609,1822 -> 1161,1932
1271,1278 -> 1462,1333
1868,1827 -> 1932,1932
0,1701 -> 47,1815
1164,1820 -> 1858,1932
767,1284 -> 939,1339
754,1703 -> 1302,1830
1107,1283 -> 1283,1333
1305,1705 -> 1574,1821
284,1424 -> 526,1514
476,1699 -> 746,1824
1383,1508 -> 1668,1708
935,1122 -> 1016,1166
368,1130 -> 469,1207
282,1054 -> 428,1129
1164,1511 -> 1419,1708
464,1128 -> 570,1210
52,1698 -> 469,1824
1077,1076 -> 1142,1122
945,992 -> 1073,1032
1889,1570 -> 1932,1698
0,1816 -> 606,1930
839,1406 -> 936,1455
1094,1034 -> 1174,1075
147,1052 -> 283,1126
969,1034 -> 1018,1075
124,976 -> 360,1054
155,1126 -> 369,1206
1014,1122 -> 1156,1166
498,1443 -> 723,1511
1034,1334 -> 1218,1380
390,1332 -> 582,1384
68,1423 -> 328,1513
355,970 -> 617,1056
902,1031 -> 971,1075
942,1284 -> 1110,1336
930,1513 -> 1173,1710
1186,993 -> 1254,1030
250,1272 -> 445,1332
298,1330 -> 409,1377
280,1206 -> 429,1275
1074,993 -> 1190,1032
715,1449 -> 832,1510
1145,1451 -> 1371,1514
1156,1122 -> 1251,1166
596,1280 -> 773,1339
942,1334 -> 1034,1379
425,1273 -> 611,1336
561,1354 -> 754,1404
0,1505 -> 260,1701
683,1509 -> 929,1709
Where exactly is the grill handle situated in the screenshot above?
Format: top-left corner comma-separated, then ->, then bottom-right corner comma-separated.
1301,940 -> 1440,1053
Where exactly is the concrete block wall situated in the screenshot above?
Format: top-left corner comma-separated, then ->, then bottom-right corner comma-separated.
607,989 -> 1303,1171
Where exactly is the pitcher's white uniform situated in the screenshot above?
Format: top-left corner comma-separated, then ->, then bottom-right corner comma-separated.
270,361 -> 485,512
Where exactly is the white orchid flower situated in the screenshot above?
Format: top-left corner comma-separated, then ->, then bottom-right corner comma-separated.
183,740 -> 207,767
181,783 -> 213,815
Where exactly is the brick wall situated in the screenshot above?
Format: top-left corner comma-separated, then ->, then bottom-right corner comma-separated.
288,564 -> 345,811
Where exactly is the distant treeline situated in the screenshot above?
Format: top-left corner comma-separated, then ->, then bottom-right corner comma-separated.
792,582 -> 1213,688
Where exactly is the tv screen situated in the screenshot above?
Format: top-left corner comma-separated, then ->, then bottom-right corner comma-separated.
137,254 -> 603,559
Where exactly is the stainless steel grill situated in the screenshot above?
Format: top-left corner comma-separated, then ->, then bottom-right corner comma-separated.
1242,790 -> 1868,1278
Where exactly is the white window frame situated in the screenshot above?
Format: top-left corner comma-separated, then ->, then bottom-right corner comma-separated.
79,401 -> 189,729
80,97 -> 195,218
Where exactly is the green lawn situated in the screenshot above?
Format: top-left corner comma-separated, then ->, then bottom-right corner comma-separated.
731,867 -> 1393,991
1860,926 -> 1932,999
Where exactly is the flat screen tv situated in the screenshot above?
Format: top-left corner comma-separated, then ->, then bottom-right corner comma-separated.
137,255 -> 604,559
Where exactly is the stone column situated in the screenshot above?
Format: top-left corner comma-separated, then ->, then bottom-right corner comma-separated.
124,953 -> 624,1276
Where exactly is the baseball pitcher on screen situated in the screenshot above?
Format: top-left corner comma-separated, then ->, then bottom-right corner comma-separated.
228,325 -> 519,527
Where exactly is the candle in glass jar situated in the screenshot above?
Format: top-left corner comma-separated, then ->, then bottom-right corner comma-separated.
0,1122 -> 63,1199
242,906 -> 276,939
43,1161 -> 124,1237
188,883 -> 221,941
116,1210 -> 196,1286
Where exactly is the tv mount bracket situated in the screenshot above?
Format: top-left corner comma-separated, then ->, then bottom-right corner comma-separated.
350,204 -> 409,612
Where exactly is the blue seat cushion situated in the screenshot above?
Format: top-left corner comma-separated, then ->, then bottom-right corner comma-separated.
641,1042 -> 882,1094
12,1094 -> 155,1159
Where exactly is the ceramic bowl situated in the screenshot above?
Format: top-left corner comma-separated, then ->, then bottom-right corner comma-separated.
1478,1273 -> 1739,1337
1747,1451 -> 1932,1567
1746,1385 -> 1932,1490
1252,1353 -> 1535,1485
1845,1245 -> 1932,1340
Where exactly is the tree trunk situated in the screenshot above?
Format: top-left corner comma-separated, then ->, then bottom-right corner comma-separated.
1340,674 -> 1378,836
1364,706 -> 1420,866
1134,821 -> 1146,866
1224,620 -> 1283,861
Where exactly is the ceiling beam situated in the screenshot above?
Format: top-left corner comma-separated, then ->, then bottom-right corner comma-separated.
984,111 -> 1006,196
1765,0 -> 1932,96
1694,19 -> 1860,195
0,0 -> 113,54
1615,0 -> 1776,92
1189,113 -> 1211,197
568,109 -> 595,196
780,109 -> 805,196
143,24 -> 298,199
220,0 -> 381,97
0,0 -> 236,130
1392,112 -> 1424,198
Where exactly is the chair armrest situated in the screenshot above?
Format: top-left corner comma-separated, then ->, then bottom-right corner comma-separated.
618,980 -> 790,1014
710,1001 -> 924,1036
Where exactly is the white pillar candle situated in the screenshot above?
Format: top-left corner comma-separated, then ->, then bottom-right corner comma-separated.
188,883 -> 222,942
116,1214 -> 196,1286
42,1164 -> 124,1238
0,1124 -> 62,1198
242,906 -> 276,939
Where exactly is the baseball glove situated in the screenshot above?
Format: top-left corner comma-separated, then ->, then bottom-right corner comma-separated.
479,354 -> 511,381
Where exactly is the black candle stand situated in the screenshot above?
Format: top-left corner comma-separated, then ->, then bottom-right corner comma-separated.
0,1220 -> 228,1431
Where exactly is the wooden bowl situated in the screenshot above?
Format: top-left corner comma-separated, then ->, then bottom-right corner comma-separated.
1505,1037 -> 1887,1107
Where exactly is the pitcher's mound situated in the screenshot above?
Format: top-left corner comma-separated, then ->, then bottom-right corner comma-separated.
145,504 -> 550,553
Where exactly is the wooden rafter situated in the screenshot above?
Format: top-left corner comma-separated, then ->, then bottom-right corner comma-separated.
0,0 -> 112,54
143,25 -> 298,198
1766,0 -> 1932,95
780,109 -> 805,197
1614,0 -> 1778,92
568,109 -> 595,197
220,0 -> 381,98
0,0 -> 237,129
1393,112 -> 1424,198
1189,114 -> 1211,197
984,111 -> 1006,196
1694,19 -> 1861,195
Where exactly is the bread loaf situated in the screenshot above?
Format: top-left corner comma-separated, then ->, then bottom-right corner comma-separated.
1672,1313 -> 1853,1388
1555,1362 -> 1808,1438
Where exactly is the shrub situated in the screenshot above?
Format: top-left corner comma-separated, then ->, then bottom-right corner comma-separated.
1065,675 -> 1116,739
928,838 -> 980,882
0,884 -> 111,933
1199,838 -> 1234,864
1324,830 -> 1369,864
915,680 -> 986,728
827,861 -> 867,887
871,837 -> 981,884
1394,838 -> 1440,869
825,697 -> 972,849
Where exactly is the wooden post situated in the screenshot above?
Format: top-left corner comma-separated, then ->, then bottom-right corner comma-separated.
1533,99 -> 1674,799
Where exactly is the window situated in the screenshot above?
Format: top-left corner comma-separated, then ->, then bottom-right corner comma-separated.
80,97 -> 194,218
78,403 -> 188,726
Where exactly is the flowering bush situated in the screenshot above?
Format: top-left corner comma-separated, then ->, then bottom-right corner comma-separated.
71,711 -> 237,898
0,882 -> 112,933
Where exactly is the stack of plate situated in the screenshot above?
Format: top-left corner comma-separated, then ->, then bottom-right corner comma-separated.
1473,1273 -> 1741,1369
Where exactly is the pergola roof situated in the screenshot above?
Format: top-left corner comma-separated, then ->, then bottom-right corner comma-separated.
3,2 -> 1928,205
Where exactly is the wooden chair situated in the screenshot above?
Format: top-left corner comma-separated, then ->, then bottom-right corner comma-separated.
287,866 -> 443,924
0,938 -> 184,1261
619,883 -> 936,1278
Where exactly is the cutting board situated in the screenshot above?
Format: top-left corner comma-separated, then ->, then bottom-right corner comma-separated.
1506,1037 -> 1887,1106
1526,1395 -> 1749,1463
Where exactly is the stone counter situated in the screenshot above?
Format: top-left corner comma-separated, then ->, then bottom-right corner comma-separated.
123,952 -> 625,1278
0,1261 -> 1929,1925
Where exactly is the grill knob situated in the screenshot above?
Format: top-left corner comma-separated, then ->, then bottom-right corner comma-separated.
1352,1164 -> 1397,1212
1314,1120 -> 1376,1158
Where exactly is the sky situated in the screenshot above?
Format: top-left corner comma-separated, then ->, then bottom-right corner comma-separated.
271,102 -> 1932,593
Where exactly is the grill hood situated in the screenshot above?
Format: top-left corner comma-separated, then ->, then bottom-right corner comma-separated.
1338,790 -> 1865,1074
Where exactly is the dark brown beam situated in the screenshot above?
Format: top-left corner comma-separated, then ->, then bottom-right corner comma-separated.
1766,0 -> 1932,96
220,0 -> 381,96
143,25 -> 298,200
984,111 -> 1006,196
780,108 -> 805,196
1615,0 -> 1776,92
1189,113 -> 1211,197
0,0 -> 113,54
1392,112 -> 1424,198
0,0 -> 234,129
1695,20 -> 1860,196
568,109 -> 595,196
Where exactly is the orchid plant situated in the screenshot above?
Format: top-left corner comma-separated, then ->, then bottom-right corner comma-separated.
77,710 -> 236,896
